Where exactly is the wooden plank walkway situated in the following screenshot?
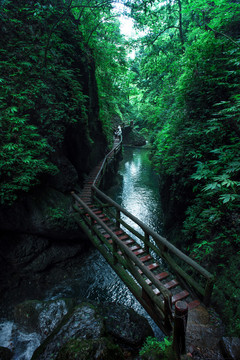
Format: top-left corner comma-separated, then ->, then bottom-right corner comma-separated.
72,137 -> 214,333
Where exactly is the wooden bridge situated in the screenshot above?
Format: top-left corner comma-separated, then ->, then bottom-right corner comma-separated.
71,137 -> 215,335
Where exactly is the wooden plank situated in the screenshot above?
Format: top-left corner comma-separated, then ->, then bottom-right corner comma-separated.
134,249 -> 145,256
148,263 -> 159,271
139,254 -> 152,262
119,234 -> 129,241
114,230 -> 124,236
101,217 -> 110,222
156,272 -> 169,281
172,290 -> 189,304
145,272 -> 169,286
103,233 -> 111,239
124,239 -> 134,245
138,263 -> 159,275
164,279 -> 179,289
129,245 -> 140,251
153,288 -> 161,296
93,211 -> 102,215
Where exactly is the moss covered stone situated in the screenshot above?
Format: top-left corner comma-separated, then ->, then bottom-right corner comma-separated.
56,337 -> 125,360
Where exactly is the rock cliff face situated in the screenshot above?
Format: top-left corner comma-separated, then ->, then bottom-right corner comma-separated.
122,125 -> 146,146
0,2 -> 107,299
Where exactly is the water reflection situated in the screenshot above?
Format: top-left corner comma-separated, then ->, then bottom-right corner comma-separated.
107,147 -> 164,233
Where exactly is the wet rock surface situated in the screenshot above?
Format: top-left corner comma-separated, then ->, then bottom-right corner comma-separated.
122,125 -> 146,146
31,304 -> 105,360
20,300 -> 153,360
220,337 -> 240,360
99,303 -> 153,346
14,299 -> 75,340
186,305 -> 225,360
55,337 -> 125,360
0,246 -> 90,317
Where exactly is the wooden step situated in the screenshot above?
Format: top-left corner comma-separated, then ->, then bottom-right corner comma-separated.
172,290 -> 189,304
145,272 -> 169,286
114,230 -> 124,236
154,286 -> 188,298
153,288 -> 161,296
138,263 -> 159,275
129,245 -> 140,251
118,234 -> 129,241
93,210 -> 102,215
164,279 -> 179,290
103,234 -> 111,239
124,239 -> 134,245
148,263 -> 159,271
98,214 -> 107,219
155,272 -> 169,281
101,217 -> 110,222
134,249 -> 145,256
103,233 -> 111,239
139,254 -> 152,262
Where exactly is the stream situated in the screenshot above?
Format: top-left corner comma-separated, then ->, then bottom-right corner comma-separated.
0,146 -> 165,359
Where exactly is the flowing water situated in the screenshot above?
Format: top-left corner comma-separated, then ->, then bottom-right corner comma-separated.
0,146 -> 165,359
106,146 -> 164,232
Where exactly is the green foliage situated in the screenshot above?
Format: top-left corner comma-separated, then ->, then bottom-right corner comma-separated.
71,0 -> 131,143
139,337 -> 174,359
0,0 -> 92,204
47,206 -> 78,230
127,0 -> 240,335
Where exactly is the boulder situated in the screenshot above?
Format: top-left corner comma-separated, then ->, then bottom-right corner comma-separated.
122,126 -> 146,146
30,301 -> 153,360
14,299 -> 75,339
31,304 -> 105,360
99,303 -> 154,346
0,188 -> 79,241
48,153 -> 79,193
220,337 -> 240,360
55,337 -> 124,360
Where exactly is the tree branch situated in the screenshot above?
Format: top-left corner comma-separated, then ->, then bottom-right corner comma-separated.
150,26 -> 179,44
86,14 -> 118,45
205,24 -> 240,49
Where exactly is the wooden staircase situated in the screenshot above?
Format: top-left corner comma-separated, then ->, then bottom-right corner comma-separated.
72,137 -> 214,334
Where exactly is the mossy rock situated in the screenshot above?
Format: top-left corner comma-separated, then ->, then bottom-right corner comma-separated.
31,303 -> 105,360
14,298 -> 76,338
56,337 -> 125,360
98,303 -> 154,346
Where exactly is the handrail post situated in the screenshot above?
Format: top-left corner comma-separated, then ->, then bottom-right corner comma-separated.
116,209 -> 121,229
144,232 -> 149,253
173,301 -> 188,359
91,217 -> 95,234
164,295 -> 173,331
203,277 -> 215,306
112,240 -> 118,265
91,185 -> 94,202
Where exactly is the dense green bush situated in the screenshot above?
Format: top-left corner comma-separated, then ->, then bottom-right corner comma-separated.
127,0 -> 240,335
0,1 -> 90,204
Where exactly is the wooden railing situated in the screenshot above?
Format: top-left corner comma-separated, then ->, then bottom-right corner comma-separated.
91,186 -> 214,306
72,135 -> 215,333
92,137 -> 122,188
72,191 -> 173,332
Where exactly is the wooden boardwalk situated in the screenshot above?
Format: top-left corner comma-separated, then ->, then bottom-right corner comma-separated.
72,137 -> 214,334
